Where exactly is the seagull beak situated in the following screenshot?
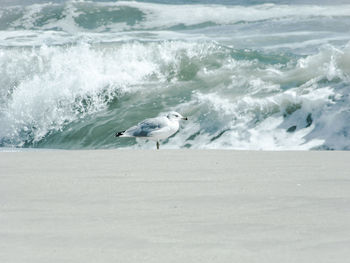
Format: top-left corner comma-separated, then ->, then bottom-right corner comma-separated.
182,117 -> 188,120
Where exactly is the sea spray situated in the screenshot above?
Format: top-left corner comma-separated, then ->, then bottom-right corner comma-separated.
1,0 -> 350,150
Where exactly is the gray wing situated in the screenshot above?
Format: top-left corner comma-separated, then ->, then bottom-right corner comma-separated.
125,117 -> 168,137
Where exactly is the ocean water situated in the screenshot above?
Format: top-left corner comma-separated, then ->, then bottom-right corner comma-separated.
0,0 -> 350,150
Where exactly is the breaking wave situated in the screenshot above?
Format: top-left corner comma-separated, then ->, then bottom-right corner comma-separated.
1,1 -> 350,150
1,1 -> 350,33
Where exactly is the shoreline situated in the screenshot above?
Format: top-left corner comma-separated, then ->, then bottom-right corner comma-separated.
1,150 -> 350,262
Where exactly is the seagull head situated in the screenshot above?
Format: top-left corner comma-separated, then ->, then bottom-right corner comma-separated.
167,111 -> 188,121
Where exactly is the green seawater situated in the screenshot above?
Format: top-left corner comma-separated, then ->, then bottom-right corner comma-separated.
1,0 -> 350,150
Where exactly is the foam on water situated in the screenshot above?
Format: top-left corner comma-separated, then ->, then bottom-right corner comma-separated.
1,1 -> 350,150
164,44 -> 350,150
0,41 -> 225,146
2,1 -> 350,32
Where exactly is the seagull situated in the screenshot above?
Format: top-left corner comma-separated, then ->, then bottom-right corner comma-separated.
115,111 -> 188,149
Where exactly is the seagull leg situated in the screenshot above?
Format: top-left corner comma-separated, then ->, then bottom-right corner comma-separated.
156,141 -> 160,150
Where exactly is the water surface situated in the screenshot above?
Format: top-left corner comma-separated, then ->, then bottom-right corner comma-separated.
1,0 -> 350,149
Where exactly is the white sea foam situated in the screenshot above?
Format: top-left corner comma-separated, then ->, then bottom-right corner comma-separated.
2,2 -> 350,32
163,43 -> 350,150
119,2 -> 350,30
0,43 -> 153,145
186,86 -> 333,150
1,6 -> 350,150
0,41 -> 219,146
1,1 -> 350,55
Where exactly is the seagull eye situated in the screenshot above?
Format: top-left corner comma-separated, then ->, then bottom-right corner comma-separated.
175,115 -> 179,117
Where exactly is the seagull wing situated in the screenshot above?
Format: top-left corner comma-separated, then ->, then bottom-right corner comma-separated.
125,117 -> 168,137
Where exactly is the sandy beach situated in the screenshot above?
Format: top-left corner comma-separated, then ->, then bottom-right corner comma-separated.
1,150 -> 350,263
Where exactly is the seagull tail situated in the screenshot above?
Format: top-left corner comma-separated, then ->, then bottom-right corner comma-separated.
115,130 -> 126,137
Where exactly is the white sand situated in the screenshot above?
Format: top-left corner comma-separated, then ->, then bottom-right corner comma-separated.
1,150 -> 350,263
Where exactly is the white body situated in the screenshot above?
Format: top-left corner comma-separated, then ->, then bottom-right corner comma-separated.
119,112 -> 187,143
122,116 -> 180,141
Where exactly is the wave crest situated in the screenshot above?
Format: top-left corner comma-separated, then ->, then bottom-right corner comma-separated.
1,37 -> 350,149
2,2 -> 350,32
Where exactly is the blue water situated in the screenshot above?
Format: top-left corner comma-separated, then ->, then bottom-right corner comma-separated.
1,0 -> 350,149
